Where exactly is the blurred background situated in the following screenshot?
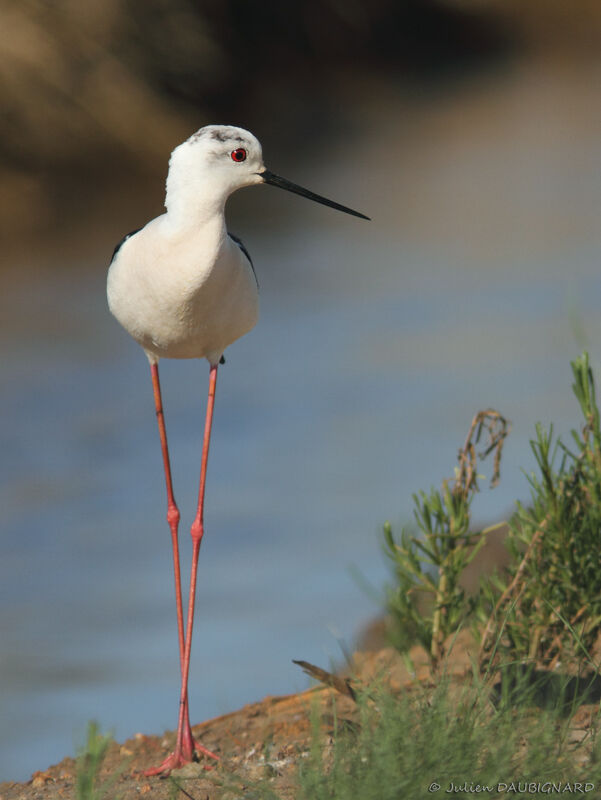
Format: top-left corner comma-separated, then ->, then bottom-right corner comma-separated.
3,0 -> 601,782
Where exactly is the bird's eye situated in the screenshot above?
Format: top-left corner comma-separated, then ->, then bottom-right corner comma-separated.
231,148 -> 247,163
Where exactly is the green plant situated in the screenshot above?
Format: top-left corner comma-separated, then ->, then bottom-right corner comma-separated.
75,722 -> 118,800
481,352 -> 601,668
295,675 -> 601,800
384,409 -> 509,668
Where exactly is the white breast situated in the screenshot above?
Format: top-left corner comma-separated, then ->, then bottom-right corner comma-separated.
107,214 -> 259,365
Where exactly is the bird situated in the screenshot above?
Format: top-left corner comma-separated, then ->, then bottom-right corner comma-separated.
107,124 -> 368,776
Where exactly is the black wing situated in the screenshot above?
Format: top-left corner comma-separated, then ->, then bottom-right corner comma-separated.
109,228 -> 142,266
228,232 -> 258,288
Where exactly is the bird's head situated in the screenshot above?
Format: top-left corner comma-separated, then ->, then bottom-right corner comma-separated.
166,125 -> 264,205
166,124 -> 369,221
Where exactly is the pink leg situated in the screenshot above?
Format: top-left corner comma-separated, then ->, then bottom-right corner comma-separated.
145,363 -> 220,776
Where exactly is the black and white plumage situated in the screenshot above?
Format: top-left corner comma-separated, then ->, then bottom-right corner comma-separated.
105,124 -> 368,776
107,124 -> 366,367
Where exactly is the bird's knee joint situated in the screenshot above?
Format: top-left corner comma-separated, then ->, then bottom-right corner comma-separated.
190,521 -> 204,543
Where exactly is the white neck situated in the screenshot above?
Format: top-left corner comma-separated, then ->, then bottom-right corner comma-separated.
164,144 -> 232,229
165,176 -> 228,230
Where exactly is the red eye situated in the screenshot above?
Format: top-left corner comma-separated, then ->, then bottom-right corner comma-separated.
231,148 -> 247,163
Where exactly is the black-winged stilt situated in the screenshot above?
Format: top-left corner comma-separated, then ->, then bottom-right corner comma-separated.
107,124 -> 368,775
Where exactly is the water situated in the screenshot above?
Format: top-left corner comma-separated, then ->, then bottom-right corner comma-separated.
3,61 -> 601,781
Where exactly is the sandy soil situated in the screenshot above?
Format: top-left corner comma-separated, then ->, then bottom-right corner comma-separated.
2,631 -> 598,800
0,639 -> 466,800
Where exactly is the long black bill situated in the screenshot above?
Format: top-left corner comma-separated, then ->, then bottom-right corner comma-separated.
260,169 -> 370,220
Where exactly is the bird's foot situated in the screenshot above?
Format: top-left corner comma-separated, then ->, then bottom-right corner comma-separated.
192,739 -> 220,761
144,751 -> 190,777
144,728 -> 219,777
181,722 -> 220,762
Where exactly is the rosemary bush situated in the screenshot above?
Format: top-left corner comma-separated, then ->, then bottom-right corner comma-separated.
481,352 -> 601,668
384,410 -> 509,668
